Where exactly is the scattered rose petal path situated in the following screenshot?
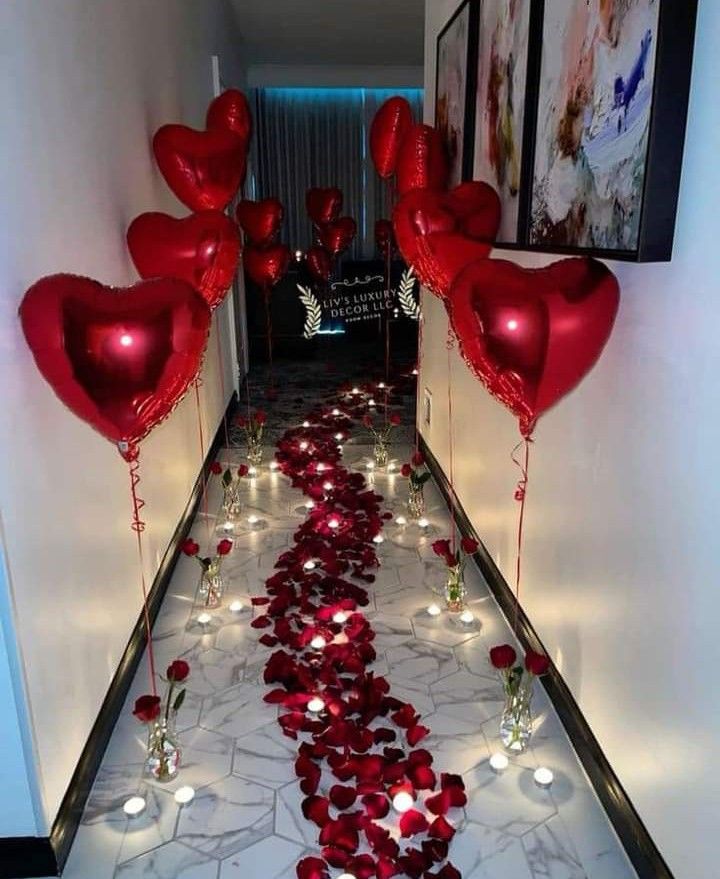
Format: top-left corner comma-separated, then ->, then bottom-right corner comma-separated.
249,387 -> 466,879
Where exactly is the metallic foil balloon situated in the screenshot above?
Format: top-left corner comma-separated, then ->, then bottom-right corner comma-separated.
243,243 -> 291,289
306,246 -> 332,283
206,89 -> 252,148
393,182 -> 500,298
126,211 -> 241,310
306,188 -> 343,227
395,124 -> 448,196
374,219 -> 396,260
19,275 -> 212,459
236,198 -> 284,247
370,96 -> 414,178
153,124 -> 247,211
318,217 -> 356,257
447,258 -> 620,438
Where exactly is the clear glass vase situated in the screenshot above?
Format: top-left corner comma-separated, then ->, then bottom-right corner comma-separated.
373,437 -> 389,468
199,557 -> 224,608
500,688 -> 533,752
247,436 -> 263,467
444,563 -> 466,612
407,482 -> 425,519
221,480 -> 242,522
145,714 -> 180,782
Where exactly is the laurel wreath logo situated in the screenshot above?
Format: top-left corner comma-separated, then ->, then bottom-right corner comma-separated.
397,268 -> 420,320
297,285 -> 322,339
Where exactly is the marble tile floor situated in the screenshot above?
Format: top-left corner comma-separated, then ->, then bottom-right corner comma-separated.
58,370 -> 637,879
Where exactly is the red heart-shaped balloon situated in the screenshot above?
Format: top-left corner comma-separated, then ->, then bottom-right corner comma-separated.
394,182 -> 500,297
374,219 -> 396,260
319,217 -> 357,258
306,246 -> 332,283
306,188 -> 343,227
153,124 -> 246,211
244,243 -> 291,290
448,258 -> 620,437
395,124 -> 448,196
206,89 -> 252,148
370,97 -> 414,179
236,198 -> 284,247
19,275 -> 211,457
126,211 -> 241,310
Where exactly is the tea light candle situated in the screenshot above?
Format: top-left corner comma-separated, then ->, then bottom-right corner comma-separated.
303,560 -> 317,571
269,461 -> 279,472
387,462 -> 396,472
395,515 -> 407,526
489,752 -> 508,773
412,368 -> 418,376
229,600 -> 243,613
328,518 -> 340,530
332,611 -> 349,624
392,791 -> 415,813
307,697 -> 325,713
223,521 -> 233,532
316,462 -> 326,473
197,612 -> 212,625
459,610 -> 475,625
418,517 -> 429,529
310,635 -> 327,650
174,786 -> 195,805
305,500 -> 315,510
248,466 -> 258,477
335,432 -> 344,441
332,408 -> 341,416
366,461 -> 375,471
427,603 -> 441,617
303,420 -> 310,428
368,398 -> 376,407
247,514 -> 259,525
299,441 -> 309,451
323,481 -> 334,492
352,387 -> 360,395
372,534 -> 384,544
534,767 -> 554,788
378,382 -> 385,389
337,874 -> 357,879
123,796 -> 146,817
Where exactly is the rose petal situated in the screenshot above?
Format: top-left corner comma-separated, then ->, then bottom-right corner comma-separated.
399,808 -> 429,837
329,784 -> 357,810
297,857 -> 329,879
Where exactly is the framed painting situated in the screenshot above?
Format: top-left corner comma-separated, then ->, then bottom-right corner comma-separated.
435,0 -> 478,187
526,0 -> 698,260
472,0 -> 537,244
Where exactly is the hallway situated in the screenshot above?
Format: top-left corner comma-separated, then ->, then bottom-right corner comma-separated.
60,357 -> 636,879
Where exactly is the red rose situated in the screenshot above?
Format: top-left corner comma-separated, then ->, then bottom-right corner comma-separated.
166,659 -> 190,682
525,650 -> 550,676
362,414 -> 373,428
401,464 -> 412,477
237,464 -> 249,477
133,694 -> 161,723
255,410 -> 267,425
432,539 -> 454,565
389,414 -> 401,426
181,538 -> 199,557
217,538 -> 233,556
235,415 -> 247,428
411,451 -> 425,467
490,644 -> 517,669
210,461 -> 222,475
461,537 -> 478,554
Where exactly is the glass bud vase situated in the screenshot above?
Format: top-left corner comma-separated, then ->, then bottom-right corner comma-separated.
146,715 -> 180,782
444,563 -> 466,612
407,482 -> 425,519
500,689 -> 533,752
373,438 -> 389,468
247,437 -> 263,467
221,480 -> 242,523
199,557 -> 224,608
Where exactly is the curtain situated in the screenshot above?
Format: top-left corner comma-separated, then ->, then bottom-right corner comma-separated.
251,87 -> 423,260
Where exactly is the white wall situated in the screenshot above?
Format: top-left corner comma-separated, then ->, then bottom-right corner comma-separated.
422,1 -> 718,877
247,64 -> 423,88
0,0 -> 244,833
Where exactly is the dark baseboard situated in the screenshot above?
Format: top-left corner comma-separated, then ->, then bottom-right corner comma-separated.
0,393 -> 238,879
419,433 -> 674,879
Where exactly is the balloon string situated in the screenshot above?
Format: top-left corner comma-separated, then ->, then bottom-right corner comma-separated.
215,320 -> 231,449
415,294 -> 423,457
384,182 -> 393,382
263,286 -> 274,387
446,333 -> 457,555
128,456 -> 157,697
194,379 -> 212,543
511,438 -> 532,636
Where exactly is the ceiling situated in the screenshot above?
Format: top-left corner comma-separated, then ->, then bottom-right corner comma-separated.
230,0 -> 425,67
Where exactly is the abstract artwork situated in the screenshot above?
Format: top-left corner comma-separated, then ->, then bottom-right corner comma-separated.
530,0 -> 661,252
474,0 -> 531,243
436,0 -> 473,188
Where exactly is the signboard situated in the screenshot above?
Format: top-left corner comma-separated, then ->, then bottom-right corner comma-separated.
298,269 -> 419,339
